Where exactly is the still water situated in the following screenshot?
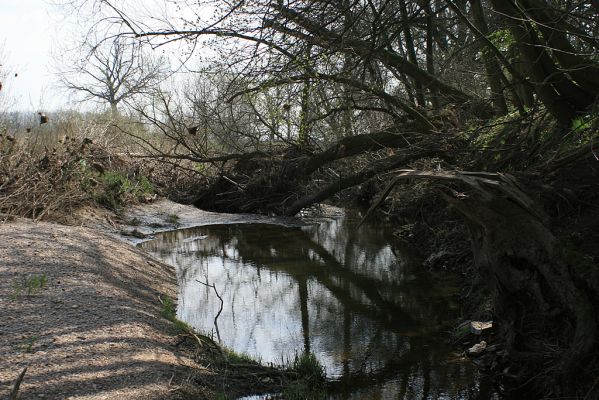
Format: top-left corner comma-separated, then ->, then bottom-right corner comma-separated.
140,212 -> 498,399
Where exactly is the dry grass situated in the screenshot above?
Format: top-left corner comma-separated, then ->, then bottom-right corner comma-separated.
0,112 -> 215,221
0,117 -> 150,221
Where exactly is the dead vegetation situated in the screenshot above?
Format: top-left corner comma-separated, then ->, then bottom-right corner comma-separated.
0,116 -> 204,222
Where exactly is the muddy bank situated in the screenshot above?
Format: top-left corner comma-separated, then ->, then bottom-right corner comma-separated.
86,199 -> 311,244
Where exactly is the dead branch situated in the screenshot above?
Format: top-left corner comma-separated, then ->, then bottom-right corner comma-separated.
8,367 -> 27,400
196,279 -> 224,342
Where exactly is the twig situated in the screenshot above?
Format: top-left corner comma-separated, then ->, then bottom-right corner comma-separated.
9,367 -> 27,400
196,279 -> 224,342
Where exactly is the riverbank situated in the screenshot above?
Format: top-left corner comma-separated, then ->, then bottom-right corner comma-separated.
0,213 -> 301,399
0,219 -> 199,399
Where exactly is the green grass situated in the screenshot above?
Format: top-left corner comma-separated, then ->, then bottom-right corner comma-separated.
160,295 -> 194,333
283,352 -> 327,399
85,169 -> 155,211
223,348 -> 261,365
160,295 -> 177,320
166,213 -> 180,224
12,274 -> 47,299
20,336 -> 38,353
288,352 -> 326,381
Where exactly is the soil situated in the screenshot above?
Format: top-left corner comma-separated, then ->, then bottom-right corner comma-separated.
0,218 -> 205,400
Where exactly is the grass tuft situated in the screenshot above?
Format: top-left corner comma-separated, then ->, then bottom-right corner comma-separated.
166,213 -> 180,225
12,274 -> 47,299
283,352 -> 327,399
20,336 -> 38,353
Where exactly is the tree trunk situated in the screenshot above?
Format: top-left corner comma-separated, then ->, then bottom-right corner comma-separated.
490,0 -> 581,126
424,2 -> 440,109
298,45 -> 312,146
399,0 -> 426,107
110,102 -> 119,119
469,0 -> 508,115
520,0 -> 599,91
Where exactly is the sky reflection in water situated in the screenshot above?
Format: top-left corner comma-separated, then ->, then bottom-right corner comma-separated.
140,214 -> 499,399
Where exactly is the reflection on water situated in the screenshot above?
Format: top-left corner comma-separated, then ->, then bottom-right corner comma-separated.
140,213 -> 499,399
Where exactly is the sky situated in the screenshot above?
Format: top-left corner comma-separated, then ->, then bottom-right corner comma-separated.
0,0 -> 72,111
0,0 -> 218,113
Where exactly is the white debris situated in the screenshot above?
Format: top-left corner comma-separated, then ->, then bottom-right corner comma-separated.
468,340 -> 487,355
182,235 -> 208,243
470,320 -> 493,335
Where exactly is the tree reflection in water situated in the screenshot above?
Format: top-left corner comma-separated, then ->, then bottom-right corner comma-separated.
140,214 -> 499,399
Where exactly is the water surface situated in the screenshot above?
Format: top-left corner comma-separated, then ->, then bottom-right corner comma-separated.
140,212 -> 498,399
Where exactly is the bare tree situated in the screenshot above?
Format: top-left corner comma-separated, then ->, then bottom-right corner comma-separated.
57,36 -> 166,117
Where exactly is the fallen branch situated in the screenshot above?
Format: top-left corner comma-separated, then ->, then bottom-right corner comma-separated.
284,149 -> 439,215
9,367 -> 27,400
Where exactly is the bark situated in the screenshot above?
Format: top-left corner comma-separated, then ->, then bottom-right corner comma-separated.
110,102 -> 119,119
446,0 -> 528,113
299,129 -> 418,175
266,6 -> 473,103
424,2 -> 440,109
298,46 -> 313,146
284,149 -> 439,215
469,0 -> 508,115
508,45 -> 535,109
193,128 -> 429,213
399,0 -> 426,107
490,0 -> 585,125
340,0 -> 356,137
520,0 -> 599,90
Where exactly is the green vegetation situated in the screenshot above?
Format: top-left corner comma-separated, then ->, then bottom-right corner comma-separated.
487,28 -> 515,52
2,0 -> 599,396
20,336 -> 38,353
159,294 -> 328,398
12,274 -> 47,299
159,295 -> 190,331
288,352 -> 325,381
222,348 -> 261,365
93,171 -> 154,211
0,121 -> 165,220
166,213 -> 180,225
160,295 -> 176,319
283,352 -> 327,400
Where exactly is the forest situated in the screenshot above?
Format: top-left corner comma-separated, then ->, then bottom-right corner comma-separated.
1,0 -> 599,398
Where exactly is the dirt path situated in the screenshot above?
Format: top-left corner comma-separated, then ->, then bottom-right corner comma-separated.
0,220 -> 201,400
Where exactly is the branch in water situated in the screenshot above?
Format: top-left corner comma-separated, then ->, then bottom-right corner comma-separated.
196,279 -> 224,342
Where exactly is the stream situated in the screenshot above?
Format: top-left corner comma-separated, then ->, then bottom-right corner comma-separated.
139,210 -> 499,399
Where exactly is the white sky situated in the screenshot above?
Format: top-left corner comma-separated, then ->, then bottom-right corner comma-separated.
0,0 -> 71,111
0,0 -> 227,113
